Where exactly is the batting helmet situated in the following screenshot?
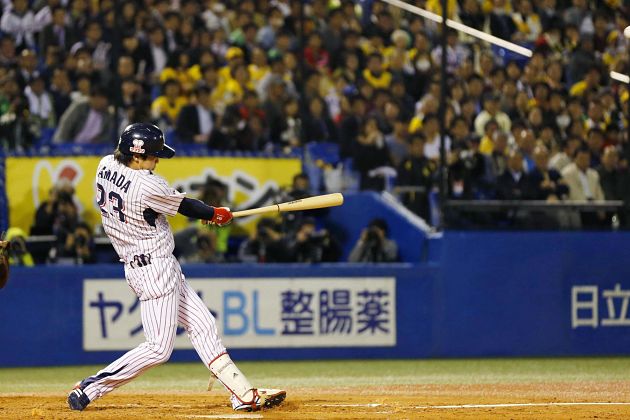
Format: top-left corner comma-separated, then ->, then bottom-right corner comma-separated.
117,123 -> 175,159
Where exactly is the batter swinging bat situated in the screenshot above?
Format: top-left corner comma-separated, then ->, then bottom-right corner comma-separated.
232,193 -> 344,218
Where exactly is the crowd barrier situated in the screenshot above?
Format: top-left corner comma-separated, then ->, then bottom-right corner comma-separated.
2,231 -> 630,366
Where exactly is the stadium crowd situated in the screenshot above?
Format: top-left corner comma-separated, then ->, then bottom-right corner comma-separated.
1,0 -> 630,263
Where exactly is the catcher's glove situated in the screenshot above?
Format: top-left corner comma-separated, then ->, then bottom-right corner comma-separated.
0,240 -> 9,289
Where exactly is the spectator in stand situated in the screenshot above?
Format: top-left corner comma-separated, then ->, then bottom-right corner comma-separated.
0,76 -> 35,152
430,29 -> 470,75
56,221 -> 96,264
569,64 -> 601,98
1,0 -> 36,50
598,146 -> 630,226
516,128 -> 537,173
53,85 -> 114,144
511,0 -> 542,42
279,97 -> 301,151
221,89 -> 266,150
285,217 -> 340,263
238,218 -> 288,263
49,68 -> 72,118
175,84 -> 215,145
70,19 -> 111,71
474,93 -> 511,137
585,100 -> 607,131
362,52 -> 391,90
420,113 -> 450,161
396,135 -> 436,221
529,144 -> 568,201
147,25 -> 168,81
497,149 -> 531,200
0,37 -> 17,67
4,227 -> 34,266
459,0 -> 486,31
24,74 -> 55,136
561,145 -> 605,202
550,136 -> 583,172
586,127 -> 605,167
15,48 -> 38,89
151,78 -> 188,129
262,76 -> 287,144
302,96 -> 337,143
31,182 -> 73,235
303,31 -> 329,72
353,116 -> 393,191
160,49 -> 200,94
488,130 -> 509,185
489,0 -> 516,42
562,144 -> 606,227
348,218 -> 398,263
385,118 -> 410,168
110,55 -> 136,107
478,119 -> 500,155
39,6 -> 76,53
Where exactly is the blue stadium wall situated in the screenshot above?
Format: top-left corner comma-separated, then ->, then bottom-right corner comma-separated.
2,231 -> 630,367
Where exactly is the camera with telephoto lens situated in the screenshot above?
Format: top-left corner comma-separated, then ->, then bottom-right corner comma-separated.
308,230 -> 328,244
257,224 -> 269,240
197,235 -> 212,250
365,227 -> 381,244
9,237 -> 26,256
75,234 -> 87,248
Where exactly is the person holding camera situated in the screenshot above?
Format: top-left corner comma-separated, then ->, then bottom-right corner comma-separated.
31,181 -> 76,235
4,227 -> 34,266
54,222 -> 95,264
238,218 -> 288,263
179,229 -> 221,264
348,218 -> 398,263
286,218 -> 340,263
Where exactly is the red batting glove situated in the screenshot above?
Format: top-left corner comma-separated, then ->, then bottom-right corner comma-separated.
206,207 -> 233,227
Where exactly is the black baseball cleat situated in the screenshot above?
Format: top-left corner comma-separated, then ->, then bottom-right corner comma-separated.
232,388 -> 286,412
259,388 -> 287,409
67,381 -> 91,411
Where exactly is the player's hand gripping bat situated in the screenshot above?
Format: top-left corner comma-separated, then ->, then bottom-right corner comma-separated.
232,193 -> 344,218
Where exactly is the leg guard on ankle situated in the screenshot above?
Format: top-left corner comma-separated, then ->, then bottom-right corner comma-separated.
209,353 -> 255,404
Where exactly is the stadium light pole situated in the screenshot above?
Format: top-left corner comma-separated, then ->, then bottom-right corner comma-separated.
608,27 -> 630,151
438,0 -> 448,229
625,26 -> 630,151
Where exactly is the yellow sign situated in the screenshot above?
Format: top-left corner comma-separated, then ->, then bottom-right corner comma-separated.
5,156 -> 302,233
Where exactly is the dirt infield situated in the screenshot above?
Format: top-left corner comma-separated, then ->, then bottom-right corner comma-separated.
3,381 -> 630,419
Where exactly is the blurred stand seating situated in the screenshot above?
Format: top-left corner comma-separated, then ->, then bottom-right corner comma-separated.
443,200 -> 625,230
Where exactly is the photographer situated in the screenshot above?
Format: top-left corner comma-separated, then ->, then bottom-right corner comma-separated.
238,218 -> 288,263
348,218 -> 398,263
286,218 -> 340,263
54,222 -> 95,264
4,227 -> 34,266
31,181 -> 76,235
280,173 -> 312,235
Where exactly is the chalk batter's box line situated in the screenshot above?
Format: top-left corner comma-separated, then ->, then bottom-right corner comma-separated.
306,402 -> 630,409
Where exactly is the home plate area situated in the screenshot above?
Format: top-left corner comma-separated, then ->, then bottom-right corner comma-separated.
5,382 -> 630,419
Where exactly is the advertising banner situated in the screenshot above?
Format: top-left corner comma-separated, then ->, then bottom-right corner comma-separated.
83,277 -> 397,351
5,156 -> 301,232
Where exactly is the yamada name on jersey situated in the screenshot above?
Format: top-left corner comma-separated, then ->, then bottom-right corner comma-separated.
98,166 -> 132,193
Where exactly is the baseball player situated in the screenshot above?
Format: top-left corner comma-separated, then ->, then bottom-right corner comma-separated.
67,123 -> 286,412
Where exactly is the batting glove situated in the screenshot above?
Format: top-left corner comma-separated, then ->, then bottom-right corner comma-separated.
203,207 -> 233,227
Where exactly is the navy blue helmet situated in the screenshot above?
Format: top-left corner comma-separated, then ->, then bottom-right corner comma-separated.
117,123 -> 175,158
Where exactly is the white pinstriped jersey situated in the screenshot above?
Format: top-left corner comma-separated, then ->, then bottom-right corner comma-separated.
96,154 -> 185,264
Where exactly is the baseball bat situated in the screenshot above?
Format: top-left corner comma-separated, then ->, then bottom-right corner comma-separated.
232,193 -> 344,218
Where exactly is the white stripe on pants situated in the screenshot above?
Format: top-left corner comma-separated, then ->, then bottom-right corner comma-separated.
84,275 -> 226,401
